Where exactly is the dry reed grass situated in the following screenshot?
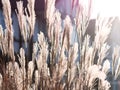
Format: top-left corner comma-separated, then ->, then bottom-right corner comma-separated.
0,0 -> 119,90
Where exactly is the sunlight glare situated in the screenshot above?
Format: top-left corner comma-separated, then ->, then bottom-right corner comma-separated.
91,0 -> 120,19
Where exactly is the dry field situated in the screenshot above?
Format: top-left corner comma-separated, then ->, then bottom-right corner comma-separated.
0,0 -> 119,90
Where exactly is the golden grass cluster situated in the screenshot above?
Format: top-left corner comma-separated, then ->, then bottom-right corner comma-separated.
0,0 -> 119,90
